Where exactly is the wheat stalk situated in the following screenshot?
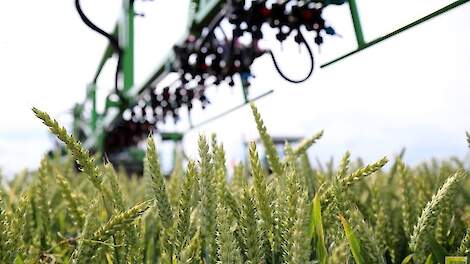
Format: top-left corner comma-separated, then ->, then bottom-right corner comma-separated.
33,108 -> 103,190
0,105 -> 461,263
410,171 -> 468,256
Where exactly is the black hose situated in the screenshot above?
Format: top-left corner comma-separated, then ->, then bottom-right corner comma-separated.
268,30 -> 315,84
75,0 -> 121,52
75,0 -> 126,103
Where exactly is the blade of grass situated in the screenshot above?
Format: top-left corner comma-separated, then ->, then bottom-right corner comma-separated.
445,256 -> 468,264
401,254 -> 414,264
309,194 -> 328,264
339,214 -> 366,264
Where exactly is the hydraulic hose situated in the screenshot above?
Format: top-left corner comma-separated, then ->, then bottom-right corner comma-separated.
75,0 -> 126,103
75,0 -> 121,52
268,30 -> 315,84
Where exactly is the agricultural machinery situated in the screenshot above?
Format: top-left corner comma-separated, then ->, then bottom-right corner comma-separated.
72,0 -> 469,171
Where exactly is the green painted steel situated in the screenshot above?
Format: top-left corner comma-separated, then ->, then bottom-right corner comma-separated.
76,0 -> 469,154
347,0 -> 365,48
186,89 -> 274,132
161,132 -> 184,141
96,0 -> 225,132
122,0 -> 135,94
87,83 -> 97,131
75,0 -> 226,153
242,84 -> 250,103
92,26 -> 117,83
321,0 -> 470,68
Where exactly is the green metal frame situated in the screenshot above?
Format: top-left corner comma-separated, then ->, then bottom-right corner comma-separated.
186,89 -> 274,132
122,0 -> 135,94
77,0 -> 228,152
321,0 -> 470,68
79,1 -> 136,150
76,0 -> 470,153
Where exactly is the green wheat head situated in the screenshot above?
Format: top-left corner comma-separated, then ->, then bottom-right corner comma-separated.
0,106 -> 467,263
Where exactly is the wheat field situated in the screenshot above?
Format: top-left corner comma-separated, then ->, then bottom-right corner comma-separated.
0,104 -> 468,263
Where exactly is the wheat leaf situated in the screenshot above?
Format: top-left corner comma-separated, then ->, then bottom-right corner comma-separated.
340,214 -> 366,264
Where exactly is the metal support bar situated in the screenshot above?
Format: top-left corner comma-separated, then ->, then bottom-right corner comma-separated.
321,0 -> 470,68
193,0 -> 224,29
242,85 -> 250,103
77,0 -> 262,152
128,57 -> 172,99
122,0 -> 135,93
348,0 -> 365,48
185,89 -> 274,133
87,83 -> 98,131
240,74 -> 250,103
92,26 -> 118,83
161,132 -> 184,141
100,0 -> 225,131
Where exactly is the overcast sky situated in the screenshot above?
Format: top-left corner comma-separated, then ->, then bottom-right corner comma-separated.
1,0 -> 469,176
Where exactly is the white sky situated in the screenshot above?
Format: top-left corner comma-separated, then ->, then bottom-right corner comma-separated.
1,0 -> 469,176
